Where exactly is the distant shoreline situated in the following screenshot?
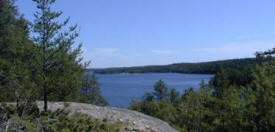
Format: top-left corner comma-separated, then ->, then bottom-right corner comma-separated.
90,72 -> 215,75
87,57 -> 267,74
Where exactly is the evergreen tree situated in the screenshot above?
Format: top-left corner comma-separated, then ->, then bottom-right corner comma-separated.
0,0 -> 38,104
32,0 -> 87,111
153,80 -> 169,100
79,73 -> 108,106
143,92 -> 154,102
88,73 -> 108,106
130,48 -> 275,131
243,62 -> 275,131
155,100 -> 177,124
130,93 -> 160,117
169,88 -> 180,105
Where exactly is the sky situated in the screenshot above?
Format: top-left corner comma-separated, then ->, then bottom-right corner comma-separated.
16,0 -> 275,68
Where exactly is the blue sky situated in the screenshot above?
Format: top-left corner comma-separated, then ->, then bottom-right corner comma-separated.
16,0 -> 275,68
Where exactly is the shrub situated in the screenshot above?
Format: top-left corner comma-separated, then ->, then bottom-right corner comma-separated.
0,104 -> 121,131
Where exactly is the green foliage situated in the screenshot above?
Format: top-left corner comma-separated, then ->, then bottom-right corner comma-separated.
0,0 -> 38,103
130,51 -> 275,131
32,0 -> 88,111
0,0 -> 108,113
241,62 -> 275,131
44,110 -> 121,132
153,80 -> 169,100
129,80 -> 180,127
169,88 -> 180,105
79,73 -> 109,106
0,104 -> 121,132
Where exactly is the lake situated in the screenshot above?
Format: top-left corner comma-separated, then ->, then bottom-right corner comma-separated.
95,73 -> 214,108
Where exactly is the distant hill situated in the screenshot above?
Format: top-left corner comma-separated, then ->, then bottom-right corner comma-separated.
88,57 -> 268,74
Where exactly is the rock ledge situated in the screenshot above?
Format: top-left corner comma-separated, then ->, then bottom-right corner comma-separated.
36,101 -> 178,132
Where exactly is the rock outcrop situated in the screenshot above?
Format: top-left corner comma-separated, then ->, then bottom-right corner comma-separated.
35,101 -> 178,132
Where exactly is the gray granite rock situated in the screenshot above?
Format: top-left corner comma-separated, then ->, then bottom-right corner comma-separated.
35,101 -> 179,132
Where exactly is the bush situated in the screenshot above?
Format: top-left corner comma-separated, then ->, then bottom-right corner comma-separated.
0,104 -> 121,132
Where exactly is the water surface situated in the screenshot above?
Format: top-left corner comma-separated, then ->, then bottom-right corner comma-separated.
95,73 -> 214,107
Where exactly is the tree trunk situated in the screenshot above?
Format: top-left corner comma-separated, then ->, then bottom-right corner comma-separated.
44,88 -> 47,112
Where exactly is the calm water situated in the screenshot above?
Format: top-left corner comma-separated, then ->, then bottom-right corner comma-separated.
95,73 -> 214,108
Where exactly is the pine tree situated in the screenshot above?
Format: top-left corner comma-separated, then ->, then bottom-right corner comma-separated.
88,73 -> 108,106
169,88 -> 180,105
243,62 -> 275,131
0,0 -> 38,104
32,0 -> 87,111
153,80 -> 169,100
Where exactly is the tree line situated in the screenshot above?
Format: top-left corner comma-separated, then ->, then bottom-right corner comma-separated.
91,57 -> 269,74
0,0 -> 107,112
130,49 -> 275,131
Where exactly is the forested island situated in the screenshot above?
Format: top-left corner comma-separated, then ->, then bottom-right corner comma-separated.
89,57 -> 269,74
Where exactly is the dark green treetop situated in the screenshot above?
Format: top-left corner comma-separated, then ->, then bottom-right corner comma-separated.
153,80 -> 169,100
0,0 -> 37,103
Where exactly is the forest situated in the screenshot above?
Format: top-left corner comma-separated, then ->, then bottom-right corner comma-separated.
130,51 -> 275,131
90,57 -> 270,74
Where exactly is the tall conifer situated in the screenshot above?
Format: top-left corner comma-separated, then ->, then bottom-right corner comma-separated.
0,0 -> 37,104
32,0 -> 87,111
